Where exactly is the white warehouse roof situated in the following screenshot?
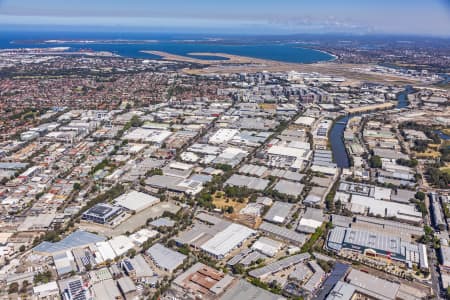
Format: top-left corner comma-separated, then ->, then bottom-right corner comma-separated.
267,145 -> 309,159
209,129 -> 239,144
201,223 -> 256,258
251,237 -> 282,257
108,235 -> 135,257
114,190 -> 160,212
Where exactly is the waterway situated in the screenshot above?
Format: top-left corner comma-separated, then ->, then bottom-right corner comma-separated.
329,116 -> 351,168
329,87 -> 413,168
435,130 -> 450,141
0,31 -> 334,63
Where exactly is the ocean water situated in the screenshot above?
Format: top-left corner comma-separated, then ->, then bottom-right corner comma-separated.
0,31 -> 333,63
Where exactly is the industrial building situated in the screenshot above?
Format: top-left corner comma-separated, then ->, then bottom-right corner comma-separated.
259,221 -> 307,246
297,208 -> 325,234
81,203 -> 123,225
327,227 -> 428,271
114,190 -> 160,213
273,180 -> 304,197
225,174 -> 269,191
146,243 -> 187,272
171,262 -> 235,299
263,201 -> 294,224
430,192 -> 446,231
249,253 -> 310,279
200,223 -> 256,259
33,230 -> 105,255
220,279 -> 285,300
251,237 -> 282,257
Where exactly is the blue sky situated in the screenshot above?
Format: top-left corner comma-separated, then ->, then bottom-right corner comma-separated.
1,0 -> 449,36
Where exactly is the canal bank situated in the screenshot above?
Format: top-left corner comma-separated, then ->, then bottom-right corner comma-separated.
329,115 -> 351,168
328,86 -> 414,169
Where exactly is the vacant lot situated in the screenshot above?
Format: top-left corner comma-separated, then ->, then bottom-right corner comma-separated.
212,191 -> 247,213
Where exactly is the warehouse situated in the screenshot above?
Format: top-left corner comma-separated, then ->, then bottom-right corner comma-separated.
219,279 -> 286,300
108,235 -> 135,257
33,230 -> 105,255
123,128 -> 172,145
91,279 -> 122,300
162,162 -> 194,178
209,128 -> 239,144
294,116 -> 316,127
187,143 -> 221,155
220,279 -> 285,300
327,227 -> 428,270
145,174 -> 203,195
251,237 -> 282,257
225,174 -> 269,191
114,190 -> 160,213
172,262 -> 235,299
267,145 -> 311,162
227,249 -> 267,267
273,180 -> 304,197
439,245 -> 450,271
239,164 -> 268,177
270,169 -> 305,182
297,208 -> 325,234
345,269 -> 400,300
213,147 -> 248,167
303,187 -> 328,206
81,203 -> 123,224
348,195 -> 422,224
248,253 -> 310,279
201,223 -> 256,259
263,201 -> 294,224
259,222 -> 307,246
147,243 -> 187,272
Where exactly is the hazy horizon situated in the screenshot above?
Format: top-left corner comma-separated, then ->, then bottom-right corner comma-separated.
1,0 -> 450,37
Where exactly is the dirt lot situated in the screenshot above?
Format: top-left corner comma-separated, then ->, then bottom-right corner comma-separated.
212,191 -> 247,213
211,192 -> 262,228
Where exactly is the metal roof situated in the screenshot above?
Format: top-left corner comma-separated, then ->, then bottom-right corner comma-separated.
274,180 -> 304,197
147,243 -> 186,272
248,253 -> 310,278
33,230 -> 105,255
259,222 -> 307,245
263,202 -> 293,223
114,190 -> 159,212
220,279 -> 285,300
201,223 -> 256,257
225,174 -> 269,191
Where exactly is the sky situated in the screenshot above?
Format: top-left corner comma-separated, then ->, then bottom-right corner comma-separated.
0,0 -> 450,36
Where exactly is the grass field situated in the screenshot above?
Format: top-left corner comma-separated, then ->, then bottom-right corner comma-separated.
211,192 -> 262,228
441,167 -> 450,176
212,191 -> 247,213
415,150 -> 441,159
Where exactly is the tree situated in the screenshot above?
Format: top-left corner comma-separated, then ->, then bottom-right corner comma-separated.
127,248 -> 137,258
233,264 -> 245,274
73,182 -> 81,190
370,155 -> 382,168
396,158 -> 418,168
226,206 -> 234,214
415,191 -> 426,201
8,282 -> 19,294
19,245 -> 26,252
130,115 -> 143,127
19,280 -> 29,294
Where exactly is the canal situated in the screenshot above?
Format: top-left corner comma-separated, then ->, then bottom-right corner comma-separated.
329,115 -> 351,168
329,86 -> 413,168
